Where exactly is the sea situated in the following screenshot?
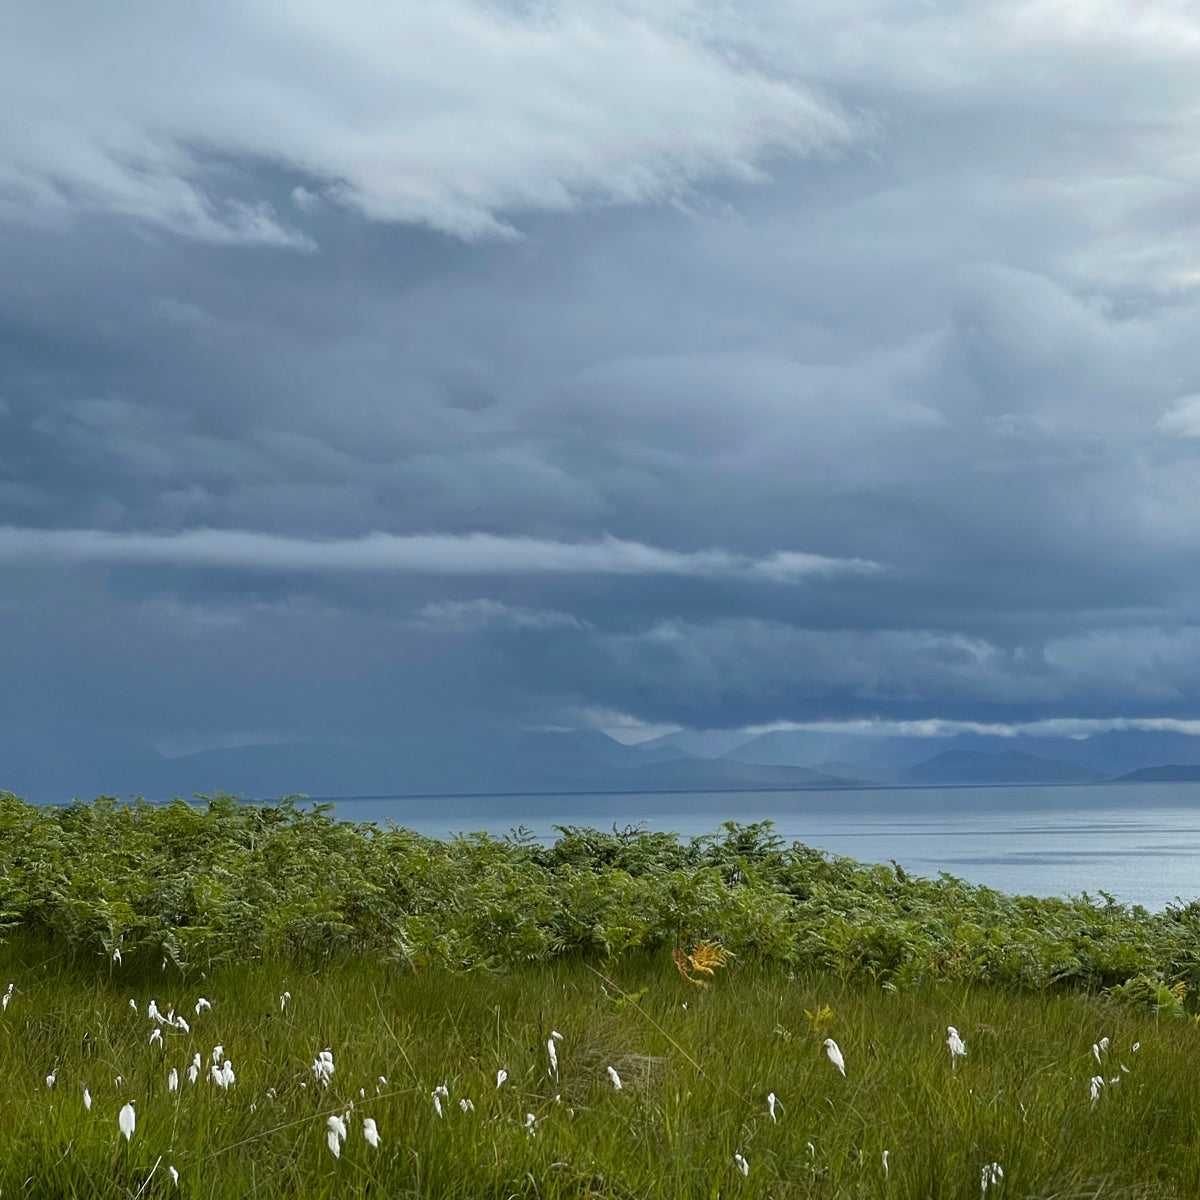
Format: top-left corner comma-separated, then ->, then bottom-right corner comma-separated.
324,782 -> 1200,912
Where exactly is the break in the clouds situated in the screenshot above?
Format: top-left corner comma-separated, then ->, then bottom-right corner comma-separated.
5,0 -> 1200,752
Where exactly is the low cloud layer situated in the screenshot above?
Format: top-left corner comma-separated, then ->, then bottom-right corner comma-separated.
5,1 -> 1200,751
0,527 -> 879,581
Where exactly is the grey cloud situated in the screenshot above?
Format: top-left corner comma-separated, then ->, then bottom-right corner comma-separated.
467,616 -> 1200,729
413,599 -> 591,634
7,0 -> 1200,752
0,527 -> 882,581
1158,396 -> 1200,438
0,0 -> 856,243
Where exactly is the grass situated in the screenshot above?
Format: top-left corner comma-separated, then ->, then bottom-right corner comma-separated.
1,941 -> 1197,1199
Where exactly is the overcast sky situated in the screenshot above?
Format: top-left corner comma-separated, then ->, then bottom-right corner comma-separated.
4,0 -> 1200,752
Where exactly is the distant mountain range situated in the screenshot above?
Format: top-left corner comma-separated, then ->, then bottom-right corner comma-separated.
1112,764 -> 1200,783
5,724 -> 1200,803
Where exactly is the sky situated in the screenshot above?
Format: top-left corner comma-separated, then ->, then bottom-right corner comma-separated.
4,0 -> 1200,755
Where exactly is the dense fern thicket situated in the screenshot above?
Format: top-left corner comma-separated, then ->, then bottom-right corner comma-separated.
1,791 -> 1199,1001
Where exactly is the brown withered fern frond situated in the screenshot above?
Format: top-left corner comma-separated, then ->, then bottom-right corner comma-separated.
687,941 -> 732,976
672,942 -> 732,986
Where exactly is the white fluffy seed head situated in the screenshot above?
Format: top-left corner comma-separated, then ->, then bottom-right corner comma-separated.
362,1117 -> 380,1148
823,1038 -> 846,1076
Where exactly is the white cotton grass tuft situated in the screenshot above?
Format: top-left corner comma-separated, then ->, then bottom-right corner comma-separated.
168,1165 -> 179,1187
45,1069 -> 57,1089
734,1153 -> 749,1176
118,1102 -> 135,1142
1090,1075 -> 1104,1106
823,1038 -> 846,1076
279,991 -> 290,1012
195,997 -> 211,1016
150,1028 -> 163,1048
362,1117 -> 380,1148
128,998 -> 137,1014
2,982 -> 13,1011
432,1084 -> 449,1117
326,1113 -> 348,1158
210,1060 -> 235,1090
607,1066 -> 623,1090
547,1036 -> 559,1078
112,948 -> 122,966
766,1092 -> 777,1122
82,1086 -> 92,1111
496,1068 -> 508,1089
882,1149 -> 890,1178
376,1075 -> 387,1094
980,1162 -> 1003,1193
460,1097 -> 475,1112
312,1049 -> 335,1088
168,1067 -> 179,1092
947,1026 -> 967,1067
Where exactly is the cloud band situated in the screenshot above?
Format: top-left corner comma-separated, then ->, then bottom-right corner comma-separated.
0,527 -> 881,582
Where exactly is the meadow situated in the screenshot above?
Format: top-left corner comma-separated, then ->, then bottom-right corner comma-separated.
2,790 -> 1200,1197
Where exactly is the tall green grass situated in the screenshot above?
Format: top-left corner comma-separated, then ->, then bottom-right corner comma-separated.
0,945 -> 1195,1198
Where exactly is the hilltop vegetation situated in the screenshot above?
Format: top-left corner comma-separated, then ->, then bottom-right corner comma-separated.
1,790 -> 1198,1004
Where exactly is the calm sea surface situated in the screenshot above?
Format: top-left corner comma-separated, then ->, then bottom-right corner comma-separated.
326,782 -> 1200,911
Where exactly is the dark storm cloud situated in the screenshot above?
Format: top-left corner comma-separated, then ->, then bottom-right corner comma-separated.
4,0 -> 1200,748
